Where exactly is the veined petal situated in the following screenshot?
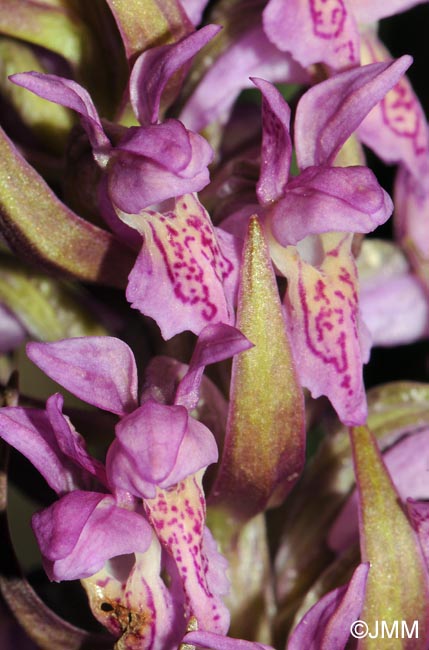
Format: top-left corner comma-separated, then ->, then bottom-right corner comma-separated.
130,25 -> 221,125
33,491 -> 152,581
10,72 -> 110,162
26,337 -> 138,416
263,0 -> 360,70
108,121 -> 213,213
358,31 -> 429,189
145,474 -> 230,634
269,166 -> 392,246
295,56 -> 412,169
0,407 -> 81,494
288,563 -> 369,650
279,234 -> 368,426
123,195 -> 236,339
251,78 -> 292,205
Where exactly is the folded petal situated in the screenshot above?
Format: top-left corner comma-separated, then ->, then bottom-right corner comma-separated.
175,323 -> 252,409
263,0 -> 360,70
251,78 -> 292,205
10,72 -> 110,163
108,120 -> 213,213
280,235 -> 368,426
123,195 -> 236,339
109,401 -> 188,493
46,394 -> 107,487
130,25 -> 221,125
107,401 -> 218,497
358,31 -> 429,189
0,407 -> 82,494
270,166 -> 392,246
33,491 -> 152,581
26,337 -> 138,416
180,25 -> 308,132
288,563 -> 369,650
294,56 -> 412,169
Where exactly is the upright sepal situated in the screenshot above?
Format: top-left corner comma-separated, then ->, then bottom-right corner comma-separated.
210,217 -> 305,520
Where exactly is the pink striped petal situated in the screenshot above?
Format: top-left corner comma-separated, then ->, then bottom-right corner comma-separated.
280,234 -> 368,426
263,0 -> 360,70
123,195 -> 237,339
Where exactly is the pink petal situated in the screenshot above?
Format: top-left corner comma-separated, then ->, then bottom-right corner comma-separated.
360,271 -> 429,346
270,165 -> 393,246
33,491 -> 152,580
280,235 -> 368,426
124,195 -> 236,339
349,0 -> 429,23
175,323 -> 252,409
108,121 -> 213,213
107,402 -> 218,497
145,475 -> 230,634
288,563 -> 369,649
46,394 -> 107,487
263,0 -> 360,70
180,25 -> 308,132
295,56 -> 413,169
26,337 -> 138,416
10,72 -> 110,160
251,78 -> 292,205
0,407 -> 82,494
130,25 -> 221,125
358,31 -> 429,189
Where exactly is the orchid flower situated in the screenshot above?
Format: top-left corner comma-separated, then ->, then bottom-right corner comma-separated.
0,326 -> 251,647
262,0 -> 428,71
10,27 -> 241,339
242,57 -> 411,425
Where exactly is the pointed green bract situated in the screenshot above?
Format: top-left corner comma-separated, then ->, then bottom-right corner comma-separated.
0,254 -> 107,340
351,425 -> 429,650
0,126 -> 133,288
0,0 -> 90,67
210,216 -> 305,521
106,0 -> 192,60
